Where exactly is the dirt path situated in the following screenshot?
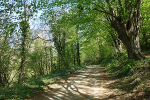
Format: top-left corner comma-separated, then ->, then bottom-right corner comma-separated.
25,65 -> 125,100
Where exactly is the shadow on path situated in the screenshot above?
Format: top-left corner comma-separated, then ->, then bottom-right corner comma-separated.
25,65 -> 126,100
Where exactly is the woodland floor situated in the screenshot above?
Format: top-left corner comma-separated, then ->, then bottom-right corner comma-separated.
25,65 -> 132,100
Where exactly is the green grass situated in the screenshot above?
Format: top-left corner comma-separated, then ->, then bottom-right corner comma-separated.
0,65 -> 86,100
101,52 -> 136,77
101,52 -> 150,99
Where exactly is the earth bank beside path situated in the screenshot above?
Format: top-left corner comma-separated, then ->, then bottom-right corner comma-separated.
25,65 -> 125,100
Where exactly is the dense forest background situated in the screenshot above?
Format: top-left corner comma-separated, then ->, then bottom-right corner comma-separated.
0,0 -> 150,99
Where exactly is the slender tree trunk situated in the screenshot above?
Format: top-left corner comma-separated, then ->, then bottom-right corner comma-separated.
71,44 -> 76,65
58,56 -> 60,71
76,40 -> 80,66
76,24 -> 80,66
58,50 -> 67,68
18,27 -> 26,84
73,47 -> 76,65
74,54 -> 76,65
18,0 -> 29,83
40,58 -> 44,75
18,56 -> 25,84
0,74 -> 3,87
4,71 -> 8,85
46,54 -> 48,74
0,34 -> 10,86
49,47 -> 53,73
97,33 -> 103,61
0,50 -> 4,87
76,9 -> 81,66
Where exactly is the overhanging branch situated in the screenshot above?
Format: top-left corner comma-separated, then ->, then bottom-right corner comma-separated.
93,8 -> 117,19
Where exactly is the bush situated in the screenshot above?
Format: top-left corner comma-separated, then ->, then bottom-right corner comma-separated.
0,65 -> 86,100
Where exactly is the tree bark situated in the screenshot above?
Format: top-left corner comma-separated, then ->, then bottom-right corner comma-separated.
110,32 -> 122,52
76,40 -> 80,66
49,47 -> 53,73
97,35 -> 103,61
18,21 -> 27,84
106,0 -> 145,60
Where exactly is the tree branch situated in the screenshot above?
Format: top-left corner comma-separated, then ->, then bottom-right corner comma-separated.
135,0 -> 141,8
32,35 -> 53,42
93,8 -> 117,19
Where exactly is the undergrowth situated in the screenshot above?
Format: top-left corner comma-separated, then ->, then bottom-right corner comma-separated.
101,52 -> 150,99
0,65 -> 86,100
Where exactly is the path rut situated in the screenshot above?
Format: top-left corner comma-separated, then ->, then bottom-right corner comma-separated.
25,65 -> 125,100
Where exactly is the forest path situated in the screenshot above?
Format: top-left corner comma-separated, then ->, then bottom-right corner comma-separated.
25,65 -> 125,100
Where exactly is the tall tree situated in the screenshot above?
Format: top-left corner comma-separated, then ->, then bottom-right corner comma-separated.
18,0 -> 30,84
48,0 -> 145,60
92,0 -> 145,60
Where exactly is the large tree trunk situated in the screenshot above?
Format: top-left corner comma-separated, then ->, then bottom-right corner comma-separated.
110,32 -> 122,52
106,0 -> 145,60
111,21 -> 145,60
111,22 -> 145,60
120,31 -> 144,60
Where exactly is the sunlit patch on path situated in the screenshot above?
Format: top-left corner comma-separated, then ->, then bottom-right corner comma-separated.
25,65 -> 125,100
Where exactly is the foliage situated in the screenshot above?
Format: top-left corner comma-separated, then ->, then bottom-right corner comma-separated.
101,52 -> 136,77
0,0 -> 150,99
140,0 -> 150,52
101,53 -> 150,98
0,65 -> 86,99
